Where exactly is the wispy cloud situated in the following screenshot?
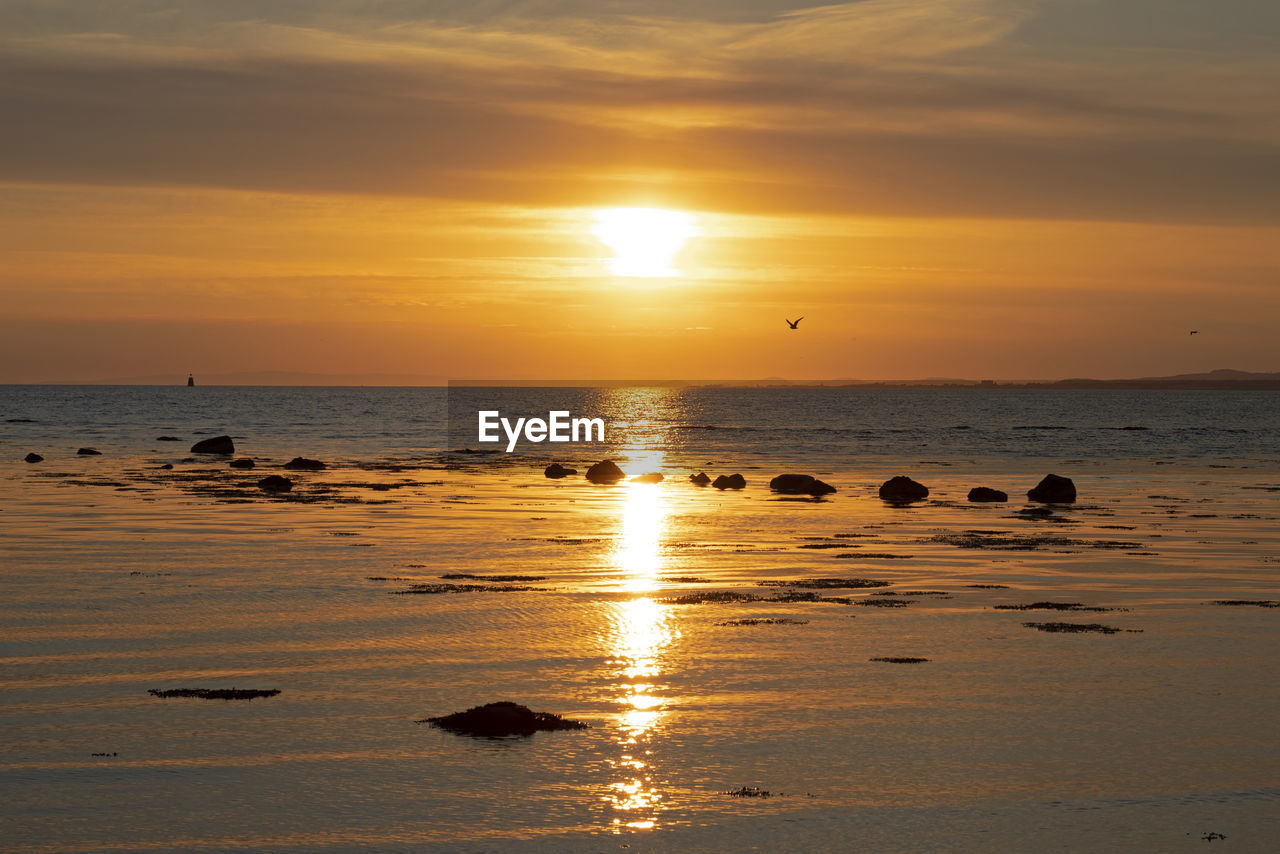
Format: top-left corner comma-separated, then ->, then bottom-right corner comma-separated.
1,0 -> 1277,223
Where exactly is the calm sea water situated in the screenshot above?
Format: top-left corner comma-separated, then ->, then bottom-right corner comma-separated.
2,385 -> 1278,466
2,386 -> 1278,852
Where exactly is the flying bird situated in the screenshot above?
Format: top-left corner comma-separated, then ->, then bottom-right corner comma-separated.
786,317 -> 804,329
1190,330 -> 1199,335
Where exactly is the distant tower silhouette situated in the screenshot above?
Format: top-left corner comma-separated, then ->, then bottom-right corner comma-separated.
187,373 -> 195,387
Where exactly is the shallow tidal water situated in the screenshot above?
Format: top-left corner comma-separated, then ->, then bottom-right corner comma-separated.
1,387 -> 1278,852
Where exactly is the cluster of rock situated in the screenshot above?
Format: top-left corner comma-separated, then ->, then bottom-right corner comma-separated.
536,461 -> 1076,504
688,472 -> 748,489
544,459 -> 664,485
21,431 -> 338,500
875,474 -> 1076,504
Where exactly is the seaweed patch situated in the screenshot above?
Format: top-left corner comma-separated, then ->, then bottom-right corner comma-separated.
149,688 -> 280,700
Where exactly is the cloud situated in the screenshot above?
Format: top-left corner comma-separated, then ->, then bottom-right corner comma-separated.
0,0 -> 1277,223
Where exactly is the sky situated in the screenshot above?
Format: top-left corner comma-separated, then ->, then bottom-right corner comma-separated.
1,0 -> 1278,383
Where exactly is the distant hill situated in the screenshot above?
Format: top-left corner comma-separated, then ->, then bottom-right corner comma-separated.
1034,369 -> 1280,390
1130,369 -> 1280,383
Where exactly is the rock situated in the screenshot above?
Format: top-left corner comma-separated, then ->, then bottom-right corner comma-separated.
967,487 -> 1008,503
190,435 -> 234,455
769,474 -> 836,496
77,447 -> 102,456
423,701 -> 589,738
544,463 -> 577,479
712,473 -> 746,490
1017,506 -> 1054,517
156,436 -> 181,441
632,472 -> 664,484
879,476 -> 929,503
24,452 -> 43,463
690,472 -> 711,485
283,457 -> 325,470
585,459 -> 626,484
159,463 -> 173,470
229,458 -> 255,469
257,475 -> 293,492
1028,474 -> 1076,503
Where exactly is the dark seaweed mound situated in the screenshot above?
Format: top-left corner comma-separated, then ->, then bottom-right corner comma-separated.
149,688 -> 280,700
421,701 -> 589,738
1022,622 -> 1140,634
724,786 -> 772,798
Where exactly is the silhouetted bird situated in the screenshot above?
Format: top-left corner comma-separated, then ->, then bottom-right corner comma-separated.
786,317 -> 804,329
1190,330 -> 1198,335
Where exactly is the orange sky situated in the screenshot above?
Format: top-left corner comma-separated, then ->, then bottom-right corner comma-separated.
1,0 -> 1277,382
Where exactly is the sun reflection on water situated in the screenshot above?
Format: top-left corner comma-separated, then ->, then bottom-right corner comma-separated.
603,464 -> 678,830
605,595 -> 676,830
614,481 -> 667,592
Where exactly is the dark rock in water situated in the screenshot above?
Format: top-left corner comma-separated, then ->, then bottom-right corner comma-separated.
1016,506 -> 1055,517
77,447 -> 102,456
422,701 -> 589,738
283,457 -> 326,470
713,473 -> 746,490
1028,473 -> 1076,503
544,463 -> 577,478
149,688 -> 279,700
257,474 -> 293,492
585,459 -> 626,484
632,472 -> 664,484
24,453 -> 44,463
191,435 -> 234,455
769,474 -> 836,495
690,472 -> 711,485
229,458 -> 255,469
156,436 -> 181,441
967,487 -> 1008,503
879,476 -> 929,503
159,463 -> 173,470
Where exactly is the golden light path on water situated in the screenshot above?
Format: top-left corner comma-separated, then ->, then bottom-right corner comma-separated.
603,420 -> 678,831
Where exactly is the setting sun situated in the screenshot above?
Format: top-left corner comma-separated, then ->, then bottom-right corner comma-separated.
591,208 -> 700,278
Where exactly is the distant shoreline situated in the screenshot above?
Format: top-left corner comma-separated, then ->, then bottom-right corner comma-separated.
8,368 -> 1280,390
6,381 -> 1280,390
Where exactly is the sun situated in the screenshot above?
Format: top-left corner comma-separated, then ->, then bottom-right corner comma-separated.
591,208 -> 700,278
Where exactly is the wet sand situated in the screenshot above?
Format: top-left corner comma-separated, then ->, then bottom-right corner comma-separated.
2,451 -> 1278,851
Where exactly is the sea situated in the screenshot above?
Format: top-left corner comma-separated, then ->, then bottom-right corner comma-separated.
1,385 -> 1278,852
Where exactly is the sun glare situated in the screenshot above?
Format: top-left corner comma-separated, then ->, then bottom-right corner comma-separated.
592,208 -> 699,278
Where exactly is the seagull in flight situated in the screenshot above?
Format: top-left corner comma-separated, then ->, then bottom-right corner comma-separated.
1190,330 -> 1199,335
786,317 -> 804,329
